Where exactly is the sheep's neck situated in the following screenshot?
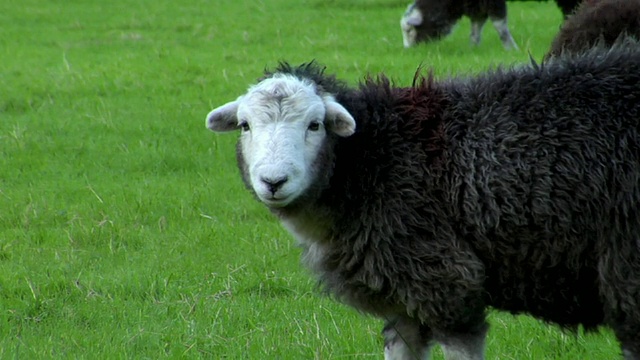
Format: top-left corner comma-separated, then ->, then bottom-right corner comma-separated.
279,208 -> 331,245
278,208 -> 333,273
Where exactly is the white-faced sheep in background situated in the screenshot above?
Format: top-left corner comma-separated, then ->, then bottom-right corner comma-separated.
546,0 -> 640,58
400,0 -> 584,49
206,44 -> 640,359
400,0 -> 519,49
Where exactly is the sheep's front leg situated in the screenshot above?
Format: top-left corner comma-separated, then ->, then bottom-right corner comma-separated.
469,18 -> 486,46
383,316 -> 433,360
439,330 -> 487,360
489,16 -> 518,50
623,349 -> 639,360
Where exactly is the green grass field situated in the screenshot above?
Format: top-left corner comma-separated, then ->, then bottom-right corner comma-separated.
0,0 -> 621,358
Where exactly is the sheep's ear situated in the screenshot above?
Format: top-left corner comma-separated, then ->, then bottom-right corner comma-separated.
325,100 -> 356,137
206,98 -> 241,132
405,9 -> 423,26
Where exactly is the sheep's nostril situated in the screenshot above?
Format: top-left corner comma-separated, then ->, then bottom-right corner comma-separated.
261,176 -> 288,194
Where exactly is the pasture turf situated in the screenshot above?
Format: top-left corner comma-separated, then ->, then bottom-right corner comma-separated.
0,0 -> 620,358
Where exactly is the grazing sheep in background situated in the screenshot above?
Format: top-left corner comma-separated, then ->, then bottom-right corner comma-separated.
206,44 -> 640,359
547,0 -> 640,58
400,0 -> 585,50
400,0 -> 519,49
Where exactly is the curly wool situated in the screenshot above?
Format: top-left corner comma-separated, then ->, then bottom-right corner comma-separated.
547,0 -> 640,58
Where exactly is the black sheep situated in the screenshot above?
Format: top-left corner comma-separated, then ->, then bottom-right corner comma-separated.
206,44 -> 640,359
400,0 -> 583,49
400,0 -> 519,49
547,0 -> 640,58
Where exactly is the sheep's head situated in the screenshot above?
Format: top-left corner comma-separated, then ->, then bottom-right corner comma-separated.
400,2 -> 456,48
206,73 -> 356,208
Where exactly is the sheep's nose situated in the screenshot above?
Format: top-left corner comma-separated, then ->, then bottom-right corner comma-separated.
261,176 -> 288,194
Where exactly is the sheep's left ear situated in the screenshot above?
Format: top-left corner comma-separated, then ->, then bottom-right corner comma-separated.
325,99 -> 356,137
206,97 -> 242,132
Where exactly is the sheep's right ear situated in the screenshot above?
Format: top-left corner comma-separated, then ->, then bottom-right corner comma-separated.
206,98 -> 241,132
325,100 -> 356,137
405,8 -> 423,26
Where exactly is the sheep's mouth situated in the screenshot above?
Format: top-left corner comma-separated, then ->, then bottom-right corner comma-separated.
260,195 -> 292,208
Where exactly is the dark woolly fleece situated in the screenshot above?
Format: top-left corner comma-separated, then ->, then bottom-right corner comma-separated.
547,0 -> 640,58
240,44 -> 640,354
507,0 -> 581,17
553,0 -> 582,16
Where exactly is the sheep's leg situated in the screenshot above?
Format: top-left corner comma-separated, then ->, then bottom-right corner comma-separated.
469,18 -> 486,47
616,325 -> 640,360
383,316 -> 433,360
439,330 -> 487,360
598,247 -> 640,360
489,17 -> 518,50
623,348 -> 639,360
612,302 -> 640,360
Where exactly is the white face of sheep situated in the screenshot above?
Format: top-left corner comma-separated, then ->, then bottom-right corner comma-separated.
400,3 -> 422,48
401,3 -> 456,48
206,74 -> 356,208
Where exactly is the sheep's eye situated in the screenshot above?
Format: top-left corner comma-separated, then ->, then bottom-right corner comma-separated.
239,121 -> 250,132
307,121 -> 320,131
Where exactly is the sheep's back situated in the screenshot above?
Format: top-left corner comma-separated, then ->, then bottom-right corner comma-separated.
440,45 -> 640,325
